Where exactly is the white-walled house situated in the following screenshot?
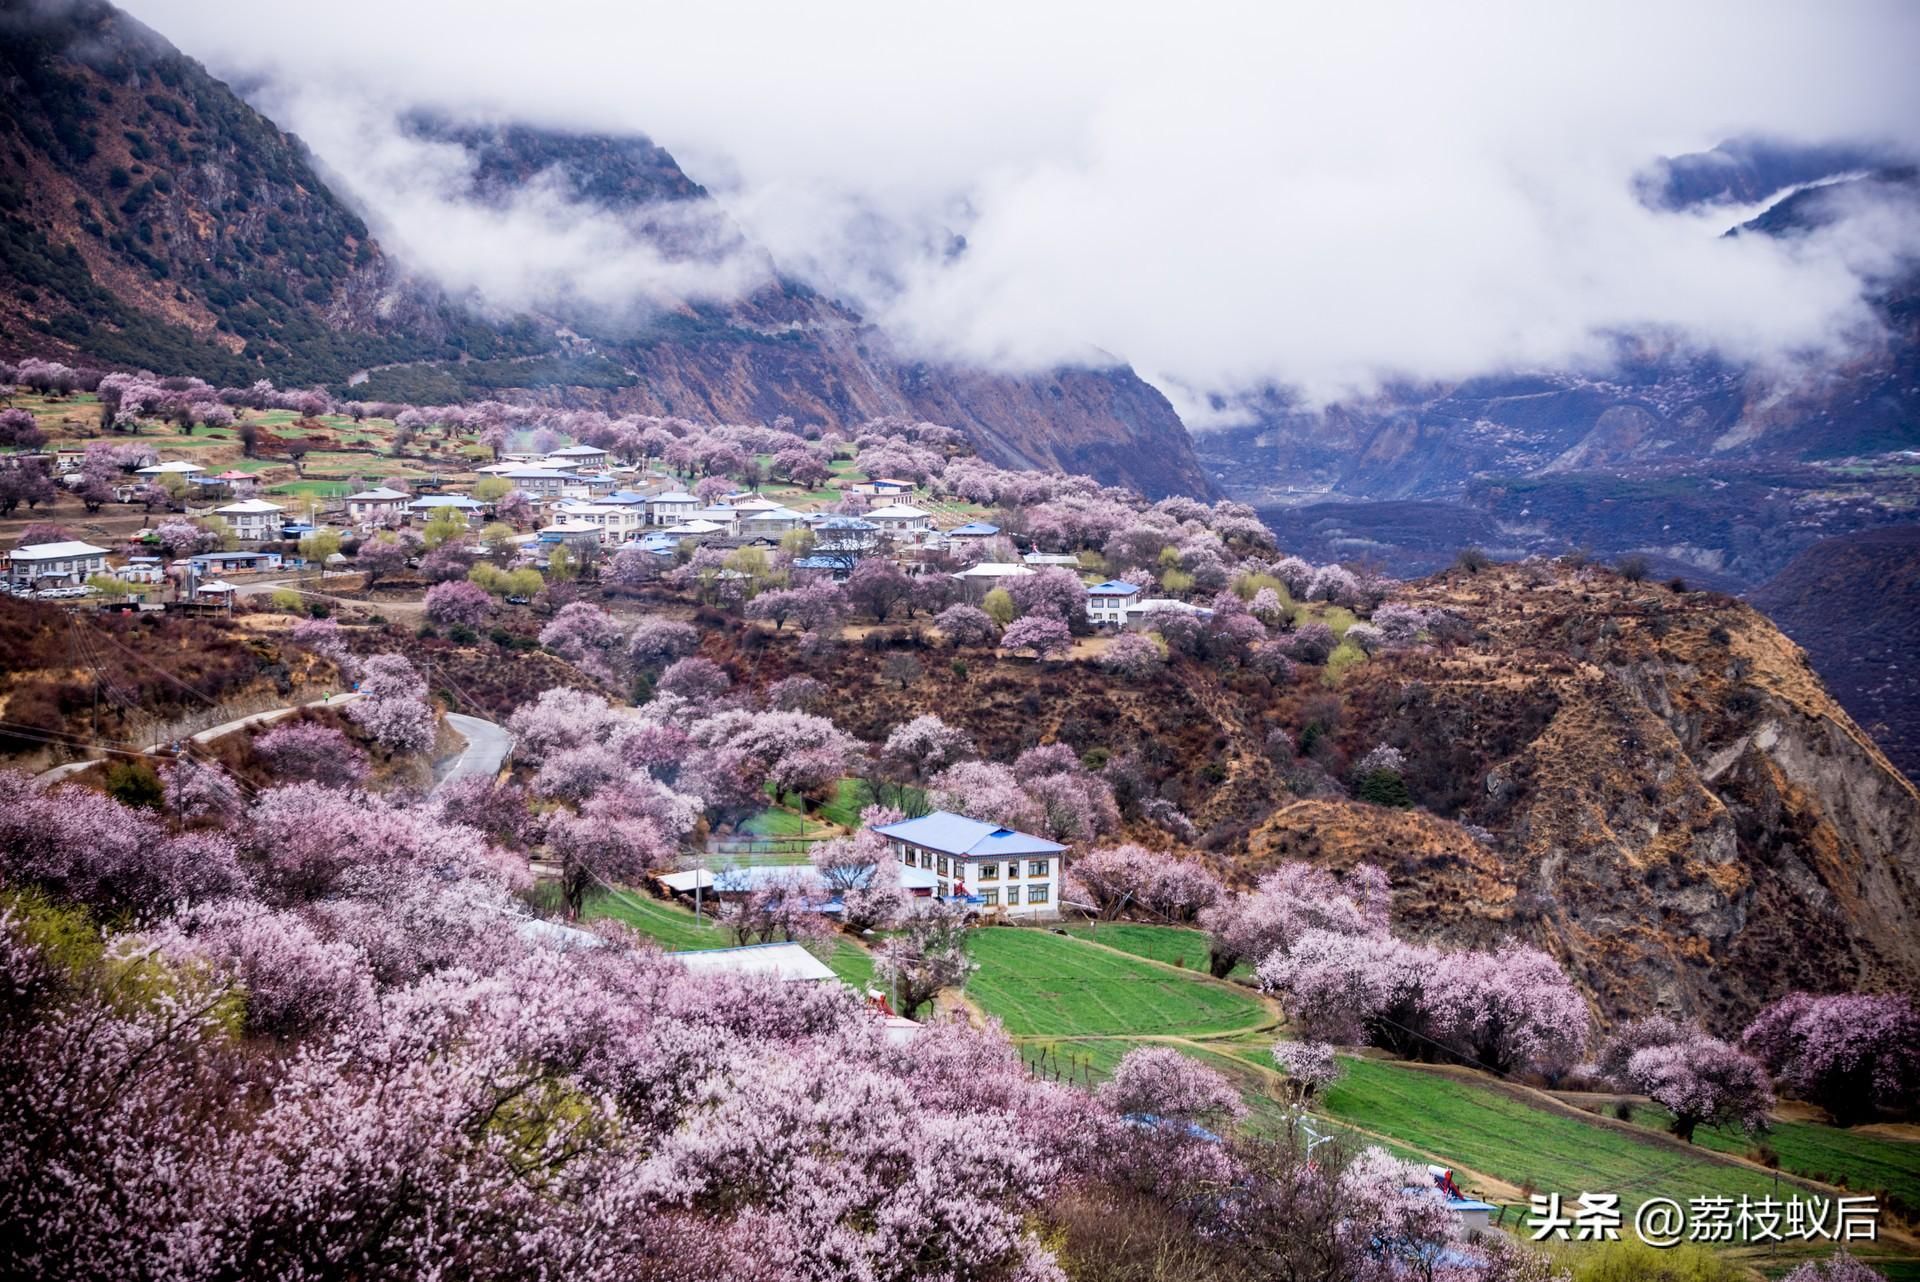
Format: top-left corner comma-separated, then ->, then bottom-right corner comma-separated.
8,540 -> 108,587
950,562 -> 1035,597
810,515 -> 880,555
546,444 -> 610,467
737,505 -> 808,539
135,460 -> 204,479
214,498 -> 287,542
498,468 -> 573,497
944,521 -> 1002,551
409,495 -> 486,524
344,487 -> 411,526
550,501 -> 646,545
647,491 -> 700,525
873,810 -> 1065,919
1086,579 -> 1143,627
1123,597 -> 1215,630
864,503 -> 933,535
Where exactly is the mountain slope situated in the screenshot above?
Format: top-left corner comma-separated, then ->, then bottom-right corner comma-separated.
0,0 -> 534,384
1750,524 -> 1920,782
1263,566 -> 1920,1029
0,0 -> 1211,497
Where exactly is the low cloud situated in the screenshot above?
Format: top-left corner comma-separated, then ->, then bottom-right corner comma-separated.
250,87 -> 772,322
129,0 -> 1920,411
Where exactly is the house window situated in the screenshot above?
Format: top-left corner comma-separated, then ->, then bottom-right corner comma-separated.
980,863 -> 999,880
937,856 -> 949,876
1028,859 -> 1050,878
982,890 -> 999,907
1027,885 -> 1050,904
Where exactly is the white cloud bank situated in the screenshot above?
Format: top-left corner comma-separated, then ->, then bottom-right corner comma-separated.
127,0 -> 1920,413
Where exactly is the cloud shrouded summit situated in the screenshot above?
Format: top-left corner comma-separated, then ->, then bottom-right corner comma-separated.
125,0 -> 1920,417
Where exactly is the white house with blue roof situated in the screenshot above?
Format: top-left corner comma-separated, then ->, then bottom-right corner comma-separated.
872,810 -> 1065,918
1086,579 -> 1143,627
944,520 -> 1001,552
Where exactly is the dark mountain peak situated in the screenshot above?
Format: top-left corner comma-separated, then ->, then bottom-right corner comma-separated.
399,112 -> 710,209
1634,134 -> 1896,212
1728,164 -> 1920,239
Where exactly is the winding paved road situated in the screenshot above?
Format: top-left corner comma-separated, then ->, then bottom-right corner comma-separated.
32,695 -> 513,798
434,713 -> 515,794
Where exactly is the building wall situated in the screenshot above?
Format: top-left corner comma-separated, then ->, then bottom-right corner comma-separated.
890,839 -> 1061,920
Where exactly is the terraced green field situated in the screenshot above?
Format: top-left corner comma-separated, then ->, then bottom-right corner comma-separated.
1297,1053 -> 1812,1212
1057,923 -> 1257,980
1624,1103 -> 1920,1216
966,927 -> 1272,1038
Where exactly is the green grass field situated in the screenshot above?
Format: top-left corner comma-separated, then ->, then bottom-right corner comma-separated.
1293,1054 -> 1817,1212
580,887 -> 873,988
1621,1103 -> 1920,1216
1058,922 -> 1246,977
965,928 -> 1272,1038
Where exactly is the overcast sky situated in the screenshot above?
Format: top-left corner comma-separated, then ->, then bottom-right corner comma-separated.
125,0 -> 1920,419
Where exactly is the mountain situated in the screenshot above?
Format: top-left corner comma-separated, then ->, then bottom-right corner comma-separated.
744,559 -> 1920,1029
1257,565 -> 1920,1027
0,0 -> 525,385
1750,524 -> 1920,781
0,0 -> 1211,499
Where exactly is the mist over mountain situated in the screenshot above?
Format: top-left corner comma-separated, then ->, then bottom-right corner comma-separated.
0,0 -> 1211,496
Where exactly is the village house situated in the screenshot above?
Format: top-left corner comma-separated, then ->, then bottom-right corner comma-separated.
8,540 -> 108,588
1022,551 -> 1082,569
114,556 -> 166,586
864,503 -> 933,535
943,521 -> 1002,556
498,468 -> 574,497
1086,579 -> 1143,626
135,459 -> 205,479
850,477 -> 917,499
550,502 -> 646,545
213,497 -> 287,542
659,517 -> 730,543
344,486 -> 412,526
737,505 -> 808,539
809,515 -> 879,553
546,444 -> 610,467
647,491 -> 700,525
950,562 -> 1036,597
687,505 -> 741,535
409,494 -> 486,525
671,942 -> 839,983
872,811 -> 1065,918
536,521 -> 604,554
1123,597 -> 1215,630
184,549 -> 284,576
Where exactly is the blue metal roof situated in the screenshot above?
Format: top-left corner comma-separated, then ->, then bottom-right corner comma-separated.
1088,579 -> 1142,595
949,521 -> 1001,536
872,810 -> 1065,857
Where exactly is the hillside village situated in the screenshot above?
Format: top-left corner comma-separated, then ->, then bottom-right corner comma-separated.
2,357 -> 1917,1282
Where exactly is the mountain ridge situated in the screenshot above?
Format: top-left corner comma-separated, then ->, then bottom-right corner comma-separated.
0,0 -> 1214,497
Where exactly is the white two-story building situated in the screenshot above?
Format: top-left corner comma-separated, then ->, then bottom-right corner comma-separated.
872,810 -> 1064,919
8,540 -> 109,588
213,498 -> 287,542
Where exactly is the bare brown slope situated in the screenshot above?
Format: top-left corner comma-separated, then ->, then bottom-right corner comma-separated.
1323,566 -> 1920,1029
713,564 -> 1920,1032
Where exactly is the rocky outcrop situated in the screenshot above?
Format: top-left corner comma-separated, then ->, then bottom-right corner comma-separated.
1319,566 -> 1920,1032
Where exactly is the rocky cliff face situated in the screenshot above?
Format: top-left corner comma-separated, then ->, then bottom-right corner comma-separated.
1284,566 -> 1920,1032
